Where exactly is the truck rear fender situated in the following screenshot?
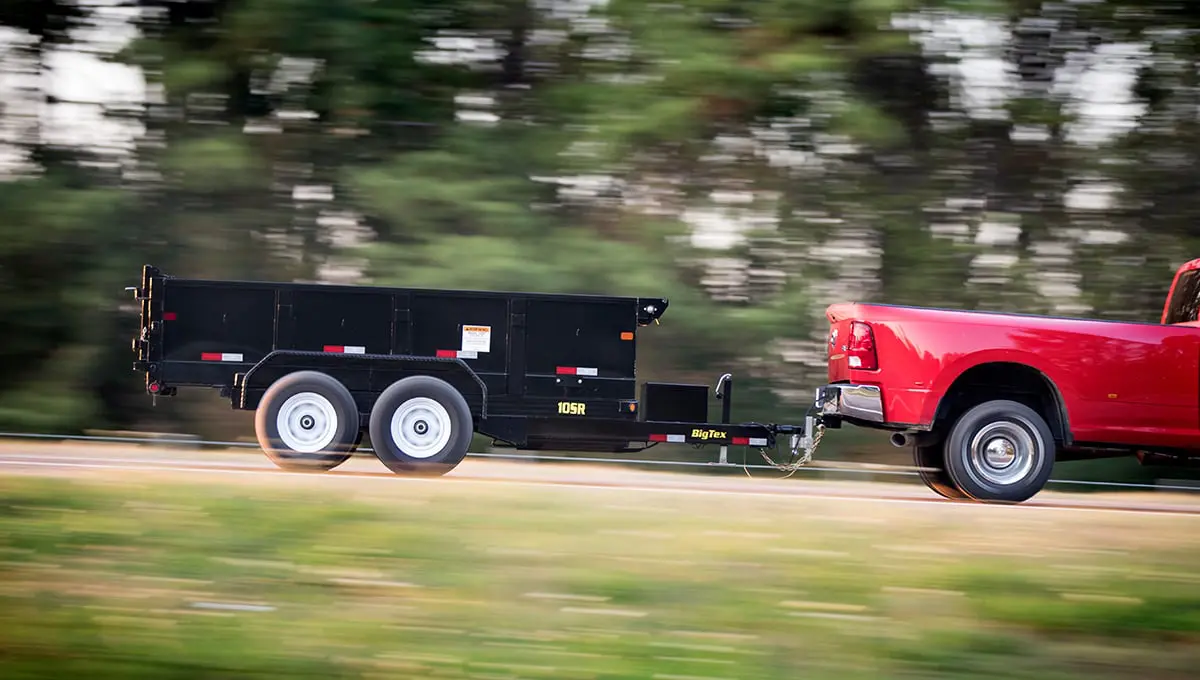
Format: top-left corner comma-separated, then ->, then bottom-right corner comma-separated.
927,356 -> 1072,446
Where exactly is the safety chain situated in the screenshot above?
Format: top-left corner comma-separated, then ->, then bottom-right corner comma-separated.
746,422 -> 825,479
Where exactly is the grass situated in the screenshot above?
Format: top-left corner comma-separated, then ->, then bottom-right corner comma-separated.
1,468 -> 1199,679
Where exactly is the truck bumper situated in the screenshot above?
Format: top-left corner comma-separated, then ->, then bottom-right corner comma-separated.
815,383 -> 884,423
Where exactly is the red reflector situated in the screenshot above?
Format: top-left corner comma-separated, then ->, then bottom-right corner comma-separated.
200,352 -> 222,361
325,345 -> 366,354
648,434 -> 668,442
557,366 -> 598,377
162,312 -> 177,321
731,437 -> 749,445
436,350 -> 457,358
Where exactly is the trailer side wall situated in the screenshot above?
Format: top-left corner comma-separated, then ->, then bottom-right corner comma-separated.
142,271 -> 655,421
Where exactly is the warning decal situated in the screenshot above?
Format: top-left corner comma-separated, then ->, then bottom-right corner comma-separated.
462,325 -> 491,353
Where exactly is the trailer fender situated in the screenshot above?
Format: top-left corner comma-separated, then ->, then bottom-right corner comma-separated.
235,350 -> 489,419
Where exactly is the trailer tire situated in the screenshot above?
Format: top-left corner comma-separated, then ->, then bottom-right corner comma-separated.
369,375 -> 473,477
912,442 -> 969,501
255,371 -> 360,471
943,399 -> 1056,503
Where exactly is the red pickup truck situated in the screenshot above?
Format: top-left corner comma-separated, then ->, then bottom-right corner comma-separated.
814,257 -> 1200,503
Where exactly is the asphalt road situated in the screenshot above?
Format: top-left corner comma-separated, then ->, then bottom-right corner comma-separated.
2,440 -> 1200,517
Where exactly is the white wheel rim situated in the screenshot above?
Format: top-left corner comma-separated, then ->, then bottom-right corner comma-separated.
390,397 -> 452,459
276,392 -> 339,453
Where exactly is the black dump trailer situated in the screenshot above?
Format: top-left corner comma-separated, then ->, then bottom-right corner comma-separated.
129,264 -> 820,475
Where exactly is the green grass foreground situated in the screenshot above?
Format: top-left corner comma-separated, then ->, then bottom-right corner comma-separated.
1,472 -> 1199,679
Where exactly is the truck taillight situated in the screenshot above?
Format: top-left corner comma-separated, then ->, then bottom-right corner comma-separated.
847,321 -> 877,370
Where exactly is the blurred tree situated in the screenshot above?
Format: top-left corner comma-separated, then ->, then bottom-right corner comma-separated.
0,2 -> 138,431
2,0 -> 1200,482
1085,1 -> 1200,320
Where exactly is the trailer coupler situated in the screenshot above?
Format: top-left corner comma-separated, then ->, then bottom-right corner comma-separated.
722,413 -> 825,474
769,413 -> 824,472
788,414 -> 824,466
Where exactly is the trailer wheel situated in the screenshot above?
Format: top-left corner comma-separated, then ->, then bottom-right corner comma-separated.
368,375 -> 473,476
943,400 -> 1056,503
255,371 -> 360,472
912,442 -> 969,500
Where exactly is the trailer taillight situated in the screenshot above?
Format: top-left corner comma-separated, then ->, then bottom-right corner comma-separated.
847,321 -> 877,370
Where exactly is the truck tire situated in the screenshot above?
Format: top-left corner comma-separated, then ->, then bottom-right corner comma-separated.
943,400 -> 1056,503
255,371 -> 360,471
912,442 -> 969,500
368,375 -> 473,476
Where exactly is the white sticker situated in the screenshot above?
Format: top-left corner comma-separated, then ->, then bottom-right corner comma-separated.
462,325 -> 491,353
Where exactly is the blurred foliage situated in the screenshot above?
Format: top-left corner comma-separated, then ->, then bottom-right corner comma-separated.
2,475 -> 1199,678
1,0 -> 1199,480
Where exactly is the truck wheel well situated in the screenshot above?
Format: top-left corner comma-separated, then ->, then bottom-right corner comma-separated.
933,362 -> 1069,445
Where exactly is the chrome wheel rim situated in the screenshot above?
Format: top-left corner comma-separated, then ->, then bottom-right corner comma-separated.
390,397 -> 452,459
966,418 -> 1041,487
276,392 -> 339,453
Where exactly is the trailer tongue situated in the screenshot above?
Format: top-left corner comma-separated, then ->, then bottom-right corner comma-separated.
129,265 -> 824,475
